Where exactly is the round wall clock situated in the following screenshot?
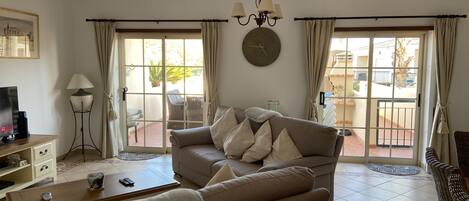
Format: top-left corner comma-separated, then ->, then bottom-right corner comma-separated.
242,27 -> 281,67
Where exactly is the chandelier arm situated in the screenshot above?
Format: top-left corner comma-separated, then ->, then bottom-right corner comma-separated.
267,17 -> 277,27
237,14 -> 258,26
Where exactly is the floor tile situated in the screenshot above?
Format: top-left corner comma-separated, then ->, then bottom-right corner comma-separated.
359,187 -> 399,200
341,192 -> 383,201
375,181 -> 415,194
403,189 -> 438,201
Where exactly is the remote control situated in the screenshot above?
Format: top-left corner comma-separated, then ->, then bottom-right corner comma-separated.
124,178 -> 135,186
119,178 -> 131,187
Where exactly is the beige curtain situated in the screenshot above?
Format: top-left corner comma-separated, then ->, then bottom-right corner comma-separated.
202,22 -> 221,125
304,20 -> 335,121
429,18 -> 459,164
94,22 -> 118,158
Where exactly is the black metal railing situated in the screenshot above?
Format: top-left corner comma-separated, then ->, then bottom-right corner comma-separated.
376,100 -> 415,147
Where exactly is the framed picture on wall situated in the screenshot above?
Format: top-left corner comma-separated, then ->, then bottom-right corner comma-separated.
0,7 -> 39,59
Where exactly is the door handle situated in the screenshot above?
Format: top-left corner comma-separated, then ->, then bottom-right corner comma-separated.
122,87 -> 128,101
319,92 -> 326,106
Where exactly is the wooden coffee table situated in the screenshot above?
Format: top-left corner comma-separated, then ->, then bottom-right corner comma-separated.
6,170 -> 180,201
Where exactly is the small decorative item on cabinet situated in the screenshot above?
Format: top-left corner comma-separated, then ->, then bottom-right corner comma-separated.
88,172 -> 105,191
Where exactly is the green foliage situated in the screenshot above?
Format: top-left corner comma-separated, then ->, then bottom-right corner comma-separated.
353,81 -> 360,92
148,61 -> 193,87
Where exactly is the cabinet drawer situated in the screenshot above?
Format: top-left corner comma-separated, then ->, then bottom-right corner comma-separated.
33,143 -> 53,162
34,159 -> 53,178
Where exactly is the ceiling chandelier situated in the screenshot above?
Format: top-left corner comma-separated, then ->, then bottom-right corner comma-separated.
231,0 -> 283,27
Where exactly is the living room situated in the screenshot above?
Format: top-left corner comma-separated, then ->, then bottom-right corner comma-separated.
0,0 -> 468,200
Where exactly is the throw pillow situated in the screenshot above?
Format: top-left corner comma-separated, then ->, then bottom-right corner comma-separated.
241,121 -> 273,163
210,107 -> 238,150
223,119 -> 255,159
206,164 -> 237,186
213,106 -> 230,123
263,128 -> 303,166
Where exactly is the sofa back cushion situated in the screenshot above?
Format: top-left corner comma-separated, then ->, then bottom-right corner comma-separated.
269,116 -> 338,157
215,106 -> 263,132
198,166 -> 315,201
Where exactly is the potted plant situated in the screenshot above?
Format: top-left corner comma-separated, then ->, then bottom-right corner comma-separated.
148,61 -> 193,87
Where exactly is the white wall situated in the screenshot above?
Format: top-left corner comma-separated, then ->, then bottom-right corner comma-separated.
2,0 -> 469,160
0,0 -> 74,155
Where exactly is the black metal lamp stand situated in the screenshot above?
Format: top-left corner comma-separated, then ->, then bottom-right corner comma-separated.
62,99 -> 101,162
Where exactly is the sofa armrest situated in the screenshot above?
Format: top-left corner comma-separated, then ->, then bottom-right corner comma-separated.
258,156 -> 335,173
277,188 -> 330,201
170,126 -> 213,148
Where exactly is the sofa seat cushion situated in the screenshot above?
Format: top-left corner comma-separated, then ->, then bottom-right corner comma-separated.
212,159 -> 262,176
180,145 -> 226,176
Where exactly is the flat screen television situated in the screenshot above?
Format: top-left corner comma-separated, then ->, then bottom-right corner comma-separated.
0,87 -> 18,137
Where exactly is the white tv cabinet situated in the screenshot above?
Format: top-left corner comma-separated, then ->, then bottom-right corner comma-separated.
0,135 -> 57,199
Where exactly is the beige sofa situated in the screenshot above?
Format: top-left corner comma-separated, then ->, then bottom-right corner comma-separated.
170,108 -> 343,198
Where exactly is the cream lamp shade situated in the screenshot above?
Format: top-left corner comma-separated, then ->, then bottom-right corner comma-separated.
258,0 -> 274,13
67,74 -> 94,112
231,2 -> 246,18
67,74 -> 94,89
270,4 -> 283,19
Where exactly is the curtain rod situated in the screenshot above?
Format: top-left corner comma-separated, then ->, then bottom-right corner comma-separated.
85,18 -> 229,22
294,14 -> 467,21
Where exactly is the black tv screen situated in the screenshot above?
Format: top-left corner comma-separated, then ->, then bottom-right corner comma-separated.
0,87 -> 18,136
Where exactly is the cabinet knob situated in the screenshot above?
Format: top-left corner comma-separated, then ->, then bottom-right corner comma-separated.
40,149 -> 48,155
40,165 -> 49,171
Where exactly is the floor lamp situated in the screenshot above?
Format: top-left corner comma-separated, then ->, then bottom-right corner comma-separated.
63,74 -> 101,161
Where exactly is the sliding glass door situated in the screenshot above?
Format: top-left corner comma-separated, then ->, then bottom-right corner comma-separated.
119,33 -> 204,153
321,31 -> 425,164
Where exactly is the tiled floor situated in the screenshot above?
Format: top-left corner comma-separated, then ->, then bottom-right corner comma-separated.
56,151 -> 437,201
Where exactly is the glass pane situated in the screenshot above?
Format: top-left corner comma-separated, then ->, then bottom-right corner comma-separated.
342,128 -> 365,157
374,100 -> 393,129
145,122 -> 163,147
348,38 -> 370,68
371,69 -> 394,98
396,38 -> 420,68
126,94 -> 143,147
166,67 -> 186,94
144,67 -> 163,94
369,128 -> 391,157
394,69 -> 418,98
324,68 -> 346,97
373,38 -> 395,67
144,39 -> 163,66
186,95 -> 204,122
167,94 -> 185,130
145,95 -> 163,121
185,39 -> 204,66
187,123 -> 203,129
126,95 -> 144,119
166,128 -> 173,148
166,39 -> 184,66
125,39 -> 143,66
350,70 -> 368,97
327,38 -> 347,67
390,129 -> 414,158
346,98 -> 367,128
127,121 -> 143,147
392,101 -> 417,130
322,97 -> 340,128
185,68 -> 204,95
125,67 -> 143,93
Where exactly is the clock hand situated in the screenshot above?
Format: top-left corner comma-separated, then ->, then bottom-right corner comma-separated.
258,44 -> 268,56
